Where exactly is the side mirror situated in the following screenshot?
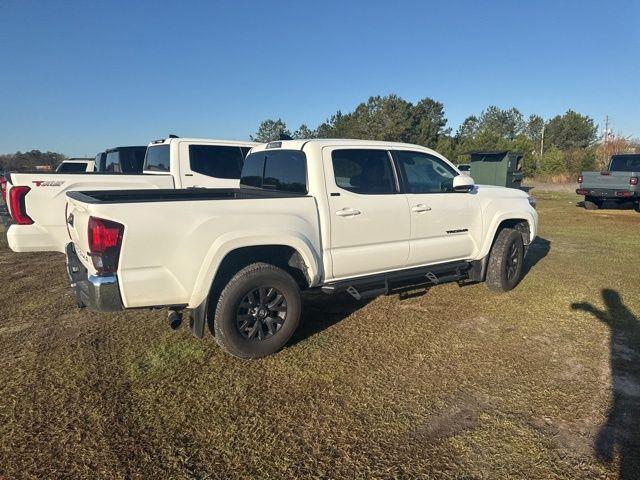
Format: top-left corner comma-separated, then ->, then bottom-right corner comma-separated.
453,174 -> 475,192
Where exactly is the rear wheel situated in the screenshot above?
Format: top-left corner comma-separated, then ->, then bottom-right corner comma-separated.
634,202 -> 640,213
214,262 -> 302,359
584,196 -> 600,210
485,228 -> 524,292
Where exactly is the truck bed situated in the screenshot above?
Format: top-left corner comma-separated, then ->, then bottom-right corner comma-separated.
66,187 -> 320,309
5,172 -> 174,252
67,188 -> 309,204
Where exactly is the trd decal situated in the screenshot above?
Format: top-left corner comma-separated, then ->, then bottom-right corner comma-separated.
32,180 -> 64,187
446,228 -> 469,234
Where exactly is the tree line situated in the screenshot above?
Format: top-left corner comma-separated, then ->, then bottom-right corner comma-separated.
0,150 -> 66,172
252,95 -> 638,179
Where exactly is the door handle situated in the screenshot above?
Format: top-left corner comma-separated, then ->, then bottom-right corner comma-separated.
411,204 -> 432,213
336,208 -> 361,217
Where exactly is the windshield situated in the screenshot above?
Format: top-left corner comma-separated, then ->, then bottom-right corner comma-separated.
610,154 -> 640,172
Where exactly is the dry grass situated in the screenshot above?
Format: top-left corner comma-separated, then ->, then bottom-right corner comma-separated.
0,191 -> 639,479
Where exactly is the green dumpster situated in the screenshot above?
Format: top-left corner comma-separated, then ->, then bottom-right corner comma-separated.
469,151 -> 524,189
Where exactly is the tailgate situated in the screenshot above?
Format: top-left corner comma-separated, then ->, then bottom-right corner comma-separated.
582,171 -> 634,189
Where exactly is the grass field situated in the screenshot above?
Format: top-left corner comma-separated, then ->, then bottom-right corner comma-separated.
0,191 -> 639,479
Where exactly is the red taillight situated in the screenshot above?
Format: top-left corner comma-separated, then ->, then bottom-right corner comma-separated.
631,176 -> 638,186
88,216 -> 124,275
577,175 -> 583,184
0,176 -> 7,203
8,186 -> 33,225
576,188 -> 589,195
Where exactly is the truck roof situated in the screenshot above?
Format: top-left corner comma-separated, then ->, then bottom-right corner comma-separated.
149,137 -> 258,147
250,138 -> 445,157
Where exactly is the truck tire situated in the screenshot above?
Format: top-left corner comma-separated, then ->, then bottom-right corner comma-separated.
213,262 -> 302,359
584,197 -> 599,210
634,202 -> 640,213
485,228 -> 524,292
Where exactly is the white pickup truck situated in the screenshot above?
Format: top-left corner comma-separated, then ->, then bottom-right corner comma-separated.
56,158 -> 96,173
4,137 -> 256,253
65,139 -> 538,359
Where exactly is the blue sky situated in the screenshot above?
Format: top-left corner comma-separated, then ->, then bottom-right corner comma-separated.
0,0 -> 638,156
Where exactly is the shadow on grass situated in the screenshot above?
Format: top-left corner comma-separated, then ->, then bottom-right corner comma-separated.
576,200 -> 637,211
522,236 -> 551,276
290,291 -> 371,346
572,289 -> 640,480
292,237 -> 551,346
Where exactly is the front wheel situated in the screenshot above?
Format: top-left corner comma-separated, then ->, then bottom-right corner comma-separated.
214,262 -> 302,359
485,228 -> 524,292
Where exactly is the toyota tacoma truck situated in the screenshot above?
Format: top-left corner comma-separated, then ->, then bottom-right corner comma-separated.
65,139 -> 538,359
4,137 -> 256,252
577,153 -> 640,211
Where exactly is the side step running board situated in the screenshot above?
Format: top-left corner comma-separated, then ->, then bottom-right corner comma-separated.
321,260 -> 472,299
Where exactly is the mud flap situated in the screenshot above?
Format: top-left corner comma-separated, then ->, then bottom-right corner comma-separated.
189,299 -> 208,339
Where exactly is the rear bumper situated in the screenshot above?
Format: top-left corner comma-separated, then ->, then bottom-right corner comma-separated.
65,243 -> 123,312
6,224 -> 58,252
576,188 -> 639,199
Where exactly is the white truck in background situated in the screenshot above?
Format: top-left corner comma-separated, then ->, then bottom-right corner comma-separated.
65,139 -> 538,359
56,158 -> 96,173
4,137 -> 256,253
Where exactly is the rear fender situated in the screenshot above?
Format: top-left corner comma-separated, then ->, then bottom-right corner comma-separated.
188,231 -> 321,308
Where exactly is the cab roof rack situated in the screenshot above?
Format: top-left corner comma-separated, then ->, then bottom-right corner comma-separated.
151,134 -> 179,144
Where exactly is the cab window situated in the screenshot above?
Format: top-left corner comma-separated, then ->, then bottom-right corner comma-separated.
331,149 -> 396,194
189,145 -> 244,179
394,151 -> 457,193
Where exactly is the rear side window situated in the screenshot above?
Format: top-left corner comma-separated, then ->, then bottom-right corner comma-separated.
189,145 -> 244,179
57,162 -> 88,173
241,150 -> 307,193
144,145 -> 170,172
332,149 -> 396,194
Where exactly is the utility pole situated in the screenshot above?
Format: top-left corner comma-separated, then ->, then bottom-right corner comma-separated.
540,124 -> 545,157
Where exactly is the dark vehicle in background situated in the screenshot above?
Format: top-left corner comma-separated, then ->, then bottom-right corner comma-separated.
96,146 -> 147,173
577,154 -> 640,211
458,164 -> 471,172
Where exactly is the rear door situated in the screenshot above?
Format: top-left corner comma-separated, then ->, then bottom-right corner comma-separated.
323,147 -> 410,279
393,150 -> 479,266
178,142 -> 244,189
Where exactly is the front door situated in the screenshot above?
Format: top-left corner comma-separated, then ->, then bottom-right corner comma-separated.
323,147 -> 410,279
393,150 -> 479,266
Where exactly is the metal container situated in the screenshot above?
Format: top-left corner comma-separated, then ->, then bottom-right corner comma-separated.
469,151 -> 524,189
